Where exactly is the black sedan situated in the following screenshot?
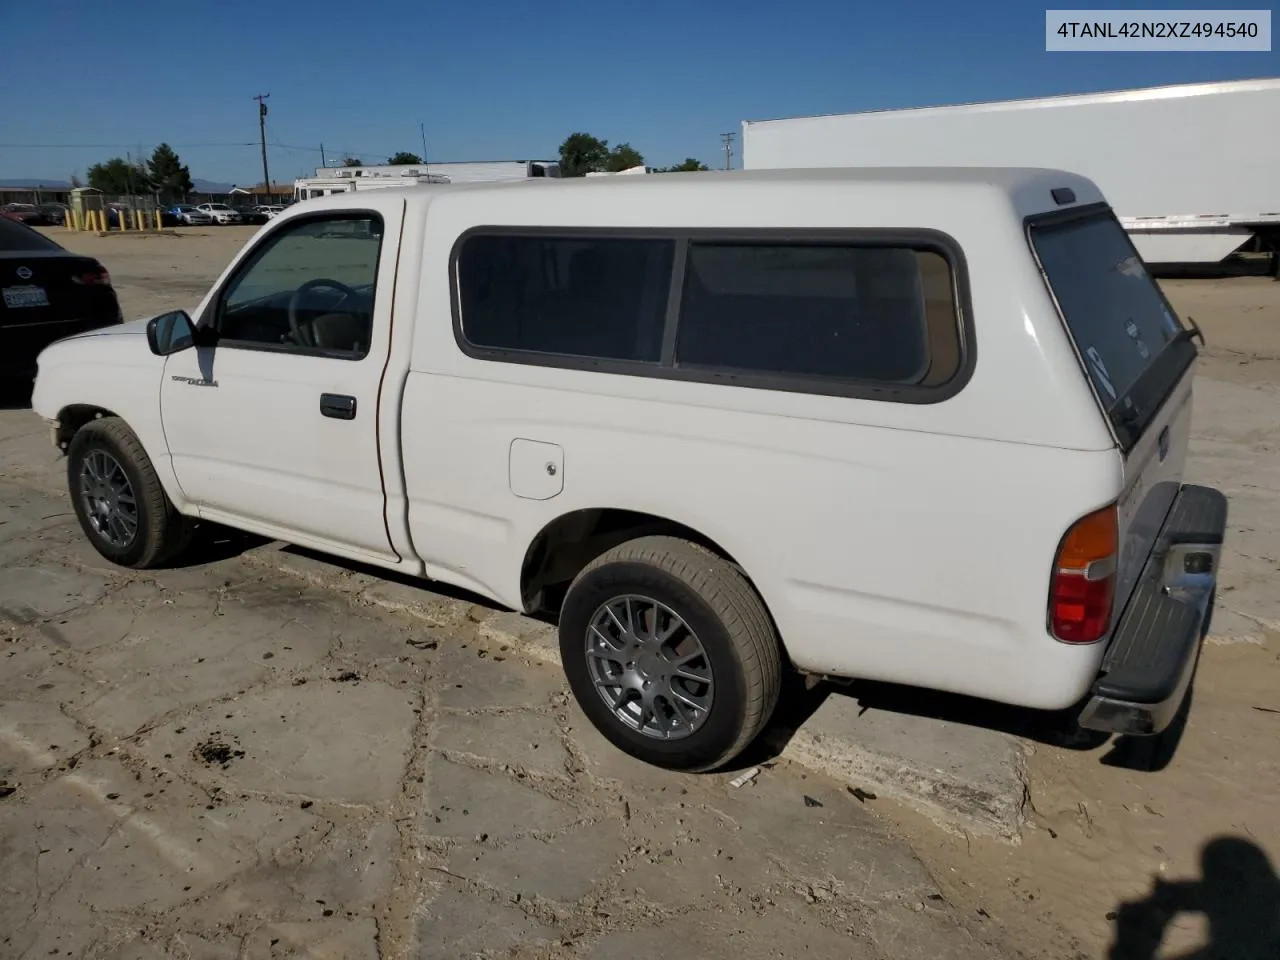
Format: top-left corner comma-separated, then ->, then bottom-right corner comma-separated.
235,206 -> 271,225
1,218 -> 122,385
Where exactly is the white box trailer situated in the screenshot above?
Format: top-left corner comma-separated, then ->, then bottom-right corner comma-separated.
295,160 -> 561,203
743,78 -> 1280,266
294,172 -> 452,202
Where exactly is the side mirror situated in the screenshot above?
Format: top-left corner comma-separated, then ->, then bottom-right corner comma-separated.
146,310 -> 197,356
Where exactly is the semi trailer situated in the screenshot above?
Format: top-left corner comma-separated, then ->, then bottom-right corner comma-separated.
742,77 -> 1280,268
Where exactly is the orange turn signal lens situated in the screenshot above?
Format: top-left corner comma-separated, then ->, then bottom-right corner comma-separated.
1050,504 -> 1119,644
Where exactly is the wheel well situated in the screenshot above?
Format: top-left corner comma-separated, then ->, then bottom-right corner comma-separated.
520,508 -> 748,614
54,405 -> 118,452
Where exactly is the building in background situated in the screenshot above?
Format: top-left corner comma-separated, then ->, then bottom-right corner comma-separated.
294,159 -> 560,201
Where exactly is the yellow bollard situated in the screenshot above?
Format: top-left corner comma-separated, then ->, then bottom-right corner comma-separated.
154,209 -> 162,231
97,209 -> 106,232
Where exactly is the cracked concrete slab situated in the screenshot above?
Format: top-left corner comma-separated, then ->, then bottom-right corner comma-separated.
0,564 -> 113,621
583,905 -> 880,960
446,818 -> 631,904
432,709 -> 571,779
424,756 -> 579,838
139,680 -> 418,807
415,884 -> 560,956
248,541 -> 1031,841
1,406 -> 1010,960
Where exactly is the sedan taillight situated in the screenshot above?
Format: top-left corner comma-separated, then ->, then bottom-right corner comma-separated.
72,267 -> 112,287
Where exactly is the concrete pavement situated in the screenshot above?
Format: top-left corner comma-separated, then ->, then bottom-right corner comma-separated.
0,405 -> 1010,960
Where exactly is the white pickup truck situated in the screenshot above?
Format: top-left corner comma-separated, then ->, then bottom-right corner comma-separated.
31,169 -> 1227,772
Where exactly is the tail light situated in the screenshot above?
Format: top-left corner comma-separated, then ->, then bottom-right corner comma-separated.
72,266 -> 112,287
1049,504 -> 1118,643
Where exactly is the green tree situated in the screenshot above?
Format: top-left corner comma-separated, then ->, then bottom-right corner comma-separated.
605,142 -> 645,172
387,151 -> 423,165
342,156 -> 363,167
558,133 -> 610,177
147,143 -> 194,202
86,156 -> 152,196
655,158 -> 709,172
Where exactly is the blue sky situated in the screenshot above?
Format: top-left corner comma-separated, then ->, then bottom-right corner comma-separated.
2,0 -> 1275,184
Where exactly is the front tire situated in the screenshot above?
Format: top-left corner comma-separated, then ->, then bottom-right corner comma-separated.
559,536 -> 783,772
67,417 -> 195,569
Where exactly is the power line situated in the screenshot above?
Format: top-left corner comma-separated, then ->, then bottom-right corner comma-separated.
0,142 -> 257,149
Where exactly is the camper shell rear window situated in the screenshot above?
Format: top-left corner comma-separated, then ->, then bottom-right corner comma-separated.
1027,204 -> 1198,450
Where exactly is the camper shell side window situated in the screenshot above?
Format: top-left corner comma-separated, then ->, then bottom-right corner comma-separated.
450,227 -> 973,404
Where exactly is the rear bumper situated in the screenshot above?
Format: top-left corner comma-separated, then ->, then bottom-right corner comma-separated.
1078,484 -> 1228,737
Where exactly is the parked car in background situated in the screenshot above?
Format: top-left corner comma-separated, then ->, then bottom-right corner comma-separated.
38,204 -> 68,225
236,207 -> 270,225
1,216 -> 121,386
31,170 -> 1226,774
195,203 -> 242,225
1,203 -> 50,226
258,204 -> 286,219
168,205 -> 213,226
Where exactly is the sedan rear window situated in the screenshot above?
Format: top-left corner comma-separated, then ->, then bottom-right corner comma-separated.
1029,209 -> 1196,447
0,217 -> 62,252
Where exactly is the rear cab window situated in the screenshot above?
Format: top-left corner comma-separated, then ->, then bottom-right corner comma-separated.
1028,205 -> 1198,449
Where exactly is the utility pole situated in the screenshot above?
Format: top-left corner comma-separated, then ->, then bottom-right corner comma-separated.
320,143 -> 326,168
720,132 -> 736,171
419,122 -> 429,173
253,93 -> 271,198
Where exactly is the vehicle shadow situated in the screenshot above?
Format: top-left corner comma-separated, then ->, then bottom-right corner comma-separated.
747,588 -> 1222,773
1107,836 -> 1280,960
743,664 -> 1193,775
170,523 -> 272,568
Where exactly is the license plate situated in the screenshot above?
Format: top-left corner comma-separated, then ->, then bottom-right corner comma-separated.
3,285 -> 49,309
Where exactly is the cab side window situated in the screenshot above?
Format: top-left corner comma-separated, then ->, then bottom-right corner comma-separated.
215,215 -> 383,359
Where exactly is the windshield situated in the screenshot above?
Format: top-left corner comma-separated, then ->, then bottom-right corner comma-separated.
1030,208 -> 1196,448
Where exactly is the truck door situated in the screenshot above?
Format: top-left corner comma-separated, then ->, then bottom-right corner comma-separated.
159,208 -> 402,564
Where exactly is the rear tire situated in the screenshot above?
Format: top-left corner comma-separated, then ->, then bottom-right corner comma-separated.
67,416 -> 195,569
558,536 -> 782,772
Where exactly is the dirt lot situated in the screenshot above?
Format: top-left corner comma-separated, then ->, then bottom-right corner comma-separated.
3,227 -> 1279,959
